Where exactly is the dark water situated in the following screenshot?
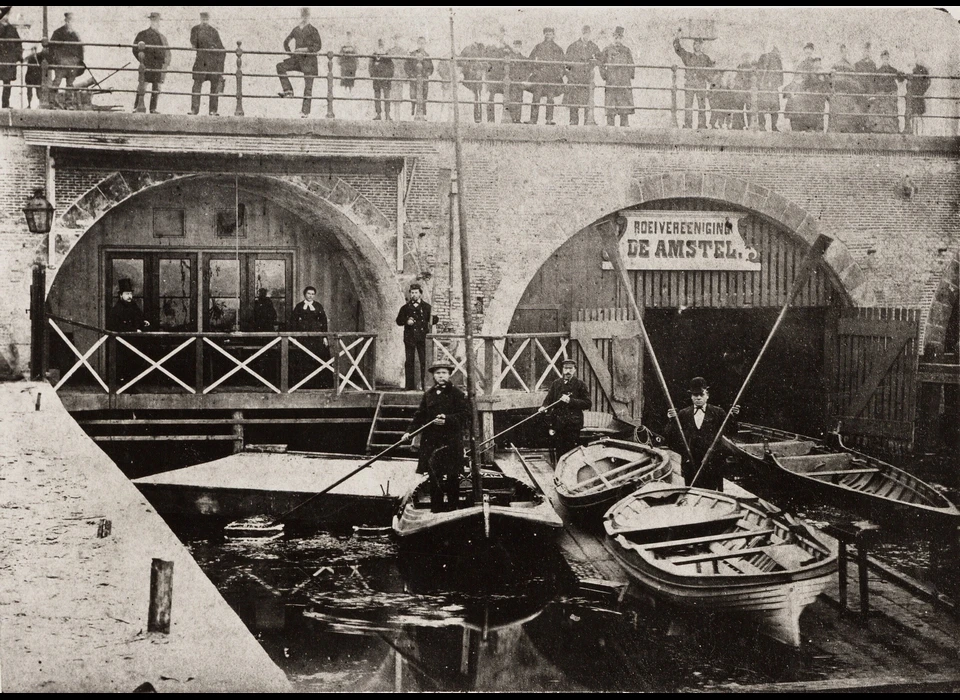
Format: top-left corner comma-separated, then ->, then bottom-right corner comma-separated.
182,525 -> 862,692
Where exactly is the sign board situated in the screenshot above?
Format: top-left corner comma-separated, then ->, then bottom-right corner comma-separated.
602,211 -> 761,272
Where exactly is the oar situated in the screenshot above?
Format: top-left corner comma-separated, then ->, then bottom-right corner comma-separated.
691,234 -> 832,488
227,417 -> 440,534
603,239 -> 696,469
477,397 -> 565,449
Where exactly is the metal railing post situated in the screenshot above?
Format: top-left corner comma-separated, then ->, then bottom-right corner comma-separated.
134,41 -> 146,113
415,57 -> 425,121
826,70 -> 835,133
671,64 -> 678,127
585,59 -> 597,126
234,41 -> 244,117
39,39 -> 50,109
750,69 -> 760,131
503,58 -> 512,123
326,51 -> 335,119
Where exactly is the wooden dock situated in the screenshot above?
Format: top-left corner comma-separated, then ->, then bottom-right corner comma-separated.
134,450 -> 423,527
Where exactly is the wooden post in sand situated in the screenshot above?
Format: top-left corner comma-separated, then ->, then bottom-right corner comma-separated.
148,558 -> 174,634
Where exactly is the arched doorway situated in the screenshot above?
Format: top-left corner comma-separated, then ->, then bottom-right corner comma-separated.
508,198 -> 849,436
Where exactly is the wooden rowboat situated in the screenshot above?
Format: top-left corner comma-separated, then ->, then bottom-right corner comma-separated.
554,439 -> 679,518
392,468 -> 562,552
722,423 -> 960,535
603,485 -> 837,647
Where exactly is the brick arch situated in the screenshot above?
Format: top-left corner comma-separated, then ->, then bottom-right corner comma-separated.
921,251 -> 959,358
50,171 -> 406,385
483,171 -> 871,336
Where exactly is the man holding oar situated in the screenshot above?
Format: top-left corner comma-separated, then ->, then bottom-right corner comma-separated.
664,377 -> 740,491
539,358 -> 592,464
402,362 -> 470,513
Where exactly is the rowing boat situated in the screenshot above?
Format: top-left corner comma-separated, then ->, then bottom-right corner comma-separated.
722,423 -> 960,535
554,439 -> 679,518
603,485 -> 837,647
392,468 -> 562,551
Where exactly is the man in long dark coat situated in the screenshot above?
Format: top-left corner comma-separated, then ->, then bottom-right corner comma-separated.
664,377 -> 740,491
132,12 -> 170,114
108,278 -> 150,387
50,12 -> 84,110
503,39 -> 529,124
277,7 -> 322,117
395,283 -> 437,391
600,27 -> 635,126
403,363 -> 470,512
370,38 -> 395,120
906,56 -> 931,136
539,359 -> 592,463
459,40 -> 489,123
868,50 -> 905,134
189,10 -> 225,116
853,43 -> 878,133
755,43 -> 783,131
290,285 -> 333,388
563,25 -> 600,126
0,11 -> 21,109
527,27 -> 564,125
673,28 -> 715,129
829,44 -> 859,133
406,36 -> 434,119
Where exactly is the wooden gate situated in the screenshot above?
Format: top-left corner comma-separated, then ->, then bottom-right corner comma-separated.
827,307 -> 920,448
570,308 -> 643,421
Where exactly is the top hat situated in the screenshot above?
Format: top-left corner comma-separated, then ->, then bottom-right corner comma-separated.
687,377 -> 709,394
613,26 -> 625,38
429,362 -> 455,373
147,12 -> 161,20
118,278 -> 134,294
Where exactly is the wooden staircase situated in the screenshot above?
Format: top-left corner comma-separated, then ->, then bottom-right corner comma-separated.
366,391 -> 421,456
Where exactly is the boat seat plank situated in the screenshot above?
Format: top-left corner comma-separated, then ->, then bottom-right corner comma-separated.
571,455 -> 655,491
611,512 -> 742,539
761,543 -> 816,570
672,544 -> 772,565
643,527 -> 776,551
780,454 -> 854,472
806,468 -> 881,478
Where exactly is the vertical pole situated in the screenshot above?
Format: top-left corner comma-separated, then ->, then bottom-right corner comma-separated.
671,65 -> 678,127
30,265 -> 46,380
333,333 -> 341,394
415,57 -> 425,121
396,160 -> 406,272
857,542 -> 870,615
837,541 -> 848,611
232,409 -> 243,453
39,38 -> 49,109
194,334 -> 203,392
448,172 -> 457,313
750,69 -> 760,130
480,411 -> 494,461
325,51 -> 335,119
148,558 -> 174,634
234,41 -> 244,117
585,59 -> 597,126
503,59 -> 511,124
449,12 -> 482,502
280,336 -> 289,393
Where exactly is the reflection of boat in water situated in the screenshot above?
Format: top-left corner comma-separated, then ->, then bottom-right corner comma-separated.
603,485 -> 837,648
723,423 -> 960,534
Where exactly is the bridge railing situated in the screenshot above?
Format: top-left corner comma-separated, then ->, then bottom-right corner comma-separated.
1,36 -> 958,135
46,315 -> 376,395
427,332 -> 570,395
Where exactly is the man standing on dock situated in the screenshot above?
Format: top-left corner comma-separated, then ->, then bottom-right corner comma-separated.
664,377 -> 740,491
396,283 -> 437,391
403,362 -> 470,512
539,358 -> 592,463
108,278 -> 150,388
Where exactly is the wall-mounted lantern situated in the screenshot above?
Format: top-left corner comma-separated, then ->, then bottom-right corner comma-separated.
23,188 -> 54,234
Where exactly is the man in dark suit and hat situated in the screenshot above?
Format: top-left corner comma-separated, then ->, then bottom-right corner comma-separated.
403,362 -> 471,512
189,10 -> 225,116
673,28 -> 715,129
664,377 -> 740,491
600,26 -> 636,127
50,12 -> 84,110
0,10 -> 21,109
108,278 -> 150,387
527,27 -> 564,125
396,283 -> 437,391
563,25 -> 600,126
133,12 -> 171,113
539,358 -> 592,463
277,7 -> 322,117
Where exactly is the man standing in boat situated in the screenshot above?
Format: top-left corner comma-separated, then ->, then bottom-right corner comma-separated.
665,377 -> 739,491
539,358 -> 592,463
402,362 -> 470,513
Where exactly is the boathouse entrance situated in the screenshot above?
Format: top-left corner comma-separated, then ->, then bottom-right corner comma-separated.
508,197 -> 848,437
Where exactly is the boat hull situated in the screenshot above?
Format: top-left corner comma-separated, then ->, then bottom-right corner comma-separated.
723,423 -> 960,536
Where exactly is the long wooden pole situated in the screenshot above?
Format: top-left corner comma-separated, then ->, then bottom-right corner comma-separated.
603,233 -> 695,467
690,233 -> 832,487
449,11 -> 482,504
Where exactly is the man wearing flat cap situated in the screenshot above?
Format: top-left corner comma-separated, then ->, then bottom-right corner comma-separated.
403,363 -> 471,512
527,27 -> 564,125
133,12 -> 171,114
539,358 -> 592,463
664,377 -> 740,491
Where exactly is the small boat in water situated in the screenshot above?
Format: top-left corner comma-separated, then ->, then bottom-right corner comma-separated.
392,468 -> 562,551
603,485 -> 837,647
722,423 -> 960,535
554,439 -> 679,518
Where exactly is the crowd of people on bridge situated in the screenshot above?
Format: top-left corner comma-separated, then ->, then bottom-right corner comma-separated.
0,8 -> 938,134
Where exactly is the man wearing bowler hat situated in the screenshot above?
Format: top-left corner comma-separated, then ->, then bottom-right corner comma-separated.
664,377 -> 740,491
133,12 -> 171,114
539,358 -> 592,463
403,362 -> 470,512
